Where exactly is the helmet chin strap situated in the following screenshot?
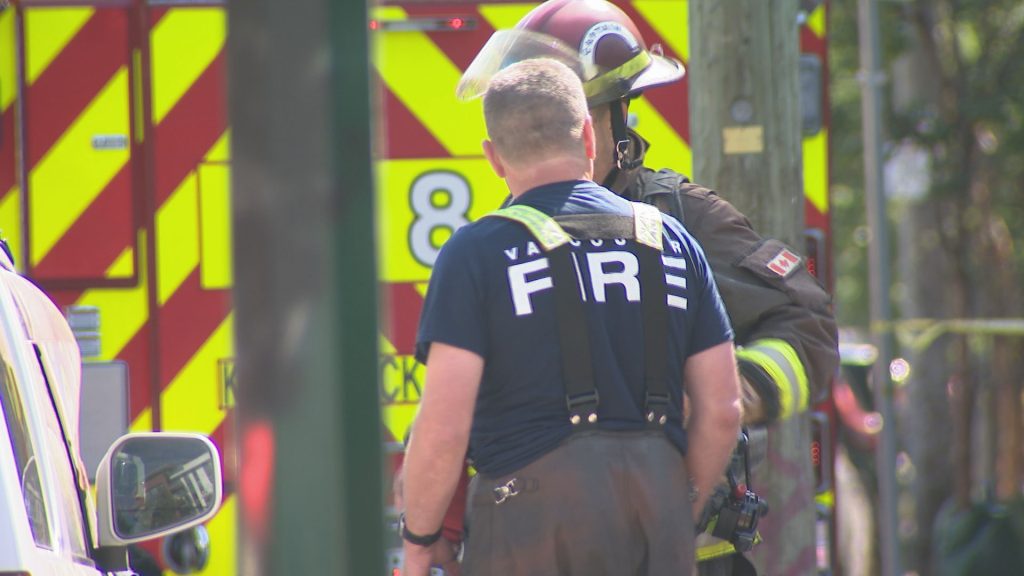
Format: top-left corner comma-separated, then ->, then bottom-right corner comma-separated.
600,100 -> 642,190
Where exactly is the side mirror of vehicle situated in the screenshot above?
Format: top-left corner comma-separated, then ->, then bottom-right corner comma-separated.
95,433 -> 223,546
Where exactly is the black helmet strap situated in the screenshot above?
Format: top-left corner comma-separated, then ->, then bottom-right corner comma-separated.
601,100 -> 641,189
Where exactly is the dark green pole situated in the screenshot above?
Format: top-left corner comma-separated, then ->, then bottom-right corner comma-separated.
857,0 -> 900,574
227,0 -> 383,574
329,0 -> 386,574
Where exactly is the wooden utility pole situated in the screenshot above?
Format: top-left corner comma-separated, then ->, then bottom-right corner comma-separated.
690,1 -> 803,242
689,1 -> 813,575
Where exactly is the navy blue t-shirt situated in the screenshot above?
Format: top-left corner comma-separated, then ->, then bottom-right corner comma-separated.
415,180 -> 733,477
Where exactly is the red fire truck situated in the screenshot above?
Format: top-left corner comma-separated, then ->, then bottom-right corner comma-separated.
1,0 -> 836,574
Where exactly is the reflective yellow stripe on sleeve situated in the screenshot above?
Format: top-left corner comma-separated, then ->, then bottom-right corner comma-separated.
695,528 -> 763,562
816,489 -> 835,509
696,539 -> 737,562
736,338 -> 809,420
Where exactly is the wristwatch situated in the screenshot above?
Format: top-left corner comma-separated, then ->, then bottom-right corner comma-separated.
398,513 -> 443,547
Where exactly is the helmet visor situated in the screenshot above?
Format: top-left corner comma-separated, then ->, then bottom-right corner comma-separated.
456,30 -> 585,101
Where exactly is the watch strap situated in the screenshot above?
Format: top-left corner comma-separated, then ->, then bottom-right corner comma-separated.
399,513 -> 443,547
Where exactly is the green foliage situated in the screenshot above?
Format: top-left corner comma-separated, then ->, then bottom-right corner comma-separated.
828,0 -> 1024,323
828,2 -> 1024,574
827,0 -> 870,327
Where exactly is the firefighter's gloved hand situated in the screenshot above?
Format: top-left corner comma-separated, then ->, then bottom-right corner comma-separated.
740,375 -> 768,425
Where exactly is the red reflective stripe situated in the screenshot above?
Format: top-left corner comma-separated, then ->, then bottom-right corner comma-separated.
0,108 -> 15,197
149,6 -> 170,23
45,288 -> 85,317
378,79 -> 449,159
116,319 -> 154,422
800,26 -> 830,129
804,200 -> 828,230
208,411 -> 237,490
31,165 -> 133,279
25,10 -> 127,170
800,26 -> 825,57
153,51 -> 227,205
157,269 -> 231,387
382,282 -> 424,356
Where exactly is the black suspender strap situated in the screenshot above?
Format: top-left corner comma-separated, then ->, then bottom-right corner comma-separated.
630,201 -> 670,429
488,203 -> 670,431
548,245 -> 599,427
638,245 -> 670,427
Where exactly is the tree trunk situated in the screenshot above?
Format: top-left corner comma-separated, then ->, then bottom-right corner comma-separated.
899,201 -> 955,575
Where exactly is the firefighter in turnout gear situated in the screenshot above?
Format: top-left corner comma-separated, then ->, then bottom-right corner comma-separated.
462,1 -> 841,574
401,58 -> 741,576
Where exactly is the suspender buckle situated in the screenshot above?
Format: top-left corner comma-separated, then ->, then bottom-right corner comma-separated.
645,391 -> 670,426
493,478 -> 520,504
566,390 -> 600,426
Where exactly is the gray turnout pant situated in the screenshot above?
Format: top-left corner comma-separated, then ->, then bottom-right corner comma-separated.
461,430 -> 695,575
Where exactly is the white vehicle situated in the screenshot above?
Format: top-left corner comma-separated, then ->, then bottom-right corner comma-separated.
0,241 -> 223,576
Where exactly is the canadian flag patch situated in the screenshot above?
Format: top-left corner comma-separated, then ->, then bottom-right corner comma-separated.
767,249 -> 801,278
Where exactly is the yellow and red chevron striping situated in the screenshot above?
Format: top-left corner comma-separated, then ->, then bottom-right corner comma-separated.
149,5 -> 172,24
115,317 -> 156,420
32,168 -> 134,279
155,271 -> 231,394
23,10 -> 128,170
381,282 -> 426,356
800,6 -> 830,236
30,9 -> 226,282
23,9 -> 136,277
377,82 -> 449,159
29,6 -> 229,432
1,9 -> 20,254
135,103 -> 228,431
615,1 -> 690,143
372,6 -> 493,159
0,107 -> 15,200
152,53 -> 227,205
799,2 -> 827,54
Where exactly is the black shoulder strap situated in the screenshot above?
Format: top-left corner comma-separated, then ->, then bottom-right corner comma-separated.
636,240 -> 670,427
635,169 -> 691,225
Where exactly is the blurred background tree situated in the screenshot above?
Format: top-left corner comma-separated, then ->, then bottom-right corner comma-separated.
829,0 -> 1024,574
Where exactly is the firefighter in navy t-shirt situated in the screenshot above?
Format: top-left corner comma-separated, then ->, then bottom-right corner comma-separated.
399,59 -> 742,576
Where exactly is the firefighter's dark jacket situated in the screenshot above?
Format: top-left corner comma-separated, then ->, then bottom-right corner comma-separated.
618,130 -> 839,423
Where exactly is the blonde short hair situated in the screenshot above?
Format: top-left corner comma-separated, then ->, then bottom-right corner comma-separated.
483,58 -> 588,166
